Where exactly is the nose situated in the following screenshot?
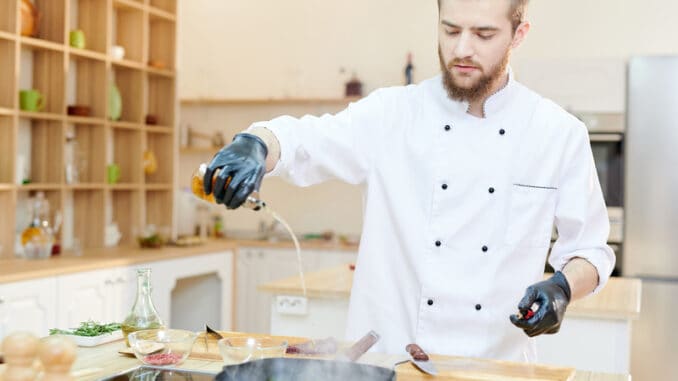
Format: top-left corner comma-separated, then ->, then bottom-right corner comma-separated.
453,31 -> 474,59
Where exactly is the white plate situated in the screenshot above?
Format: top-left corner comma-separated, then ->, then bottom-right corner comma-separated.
59,330 -> 124,347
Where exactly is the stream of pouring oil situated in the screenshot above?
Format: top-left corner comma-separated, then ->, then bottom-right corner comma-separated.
191,164 -> 307,297
262,205 -> 308,297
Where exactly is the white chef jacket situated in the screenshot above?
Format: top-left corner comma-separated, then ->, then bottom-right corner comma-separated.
249,69 -> 616,362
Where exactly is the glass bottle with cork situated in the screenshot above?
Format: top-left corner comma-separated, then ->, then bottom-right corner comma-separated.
121,268 -> 165,346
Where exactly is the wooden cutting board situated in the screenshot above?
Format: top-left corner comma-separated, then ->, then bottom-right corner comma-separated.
394,354 -> 575,381
119,330 -> 311,361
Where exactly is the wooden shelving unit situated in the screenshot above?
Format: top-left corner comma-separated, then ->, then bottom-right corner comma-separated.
0,0 -> 178,257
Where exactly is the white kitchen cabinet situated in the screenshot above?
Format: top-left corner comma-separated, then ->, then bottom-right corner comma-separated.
0,249 -> 235,340
236,247 -> 357,334
56,267 -> 131,329
0,278 -> 57,339
150,251 -> 234,331
236,248 -> 299,333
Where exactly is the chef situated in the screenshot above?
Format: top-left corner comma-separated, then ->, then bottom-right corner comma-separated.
203,0 -> 615,362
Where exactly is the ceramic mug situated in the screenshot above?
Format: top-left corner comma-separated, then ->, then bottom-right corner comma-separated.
107,163 -> 121,184
69,29 -> 86,49
19,89 -> 44,111
110,45 -> 125,60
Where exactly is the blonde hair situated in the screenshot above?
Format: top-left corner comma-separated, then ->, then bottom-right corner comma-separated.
437,0 -> 529,32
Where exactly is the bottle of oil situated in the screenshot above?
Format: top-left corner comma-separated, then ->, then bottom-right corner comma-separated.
191,163 -> 266,210
121,268 -> 164,346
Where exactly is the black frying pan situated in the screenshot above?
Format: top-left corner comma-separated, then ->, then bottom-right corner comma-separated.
214,357 -> 396,381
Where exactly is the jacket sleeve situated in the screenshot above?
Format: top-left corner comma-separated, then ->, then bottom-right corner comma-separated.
247,89 -> 387,187
549,123 -> 616,295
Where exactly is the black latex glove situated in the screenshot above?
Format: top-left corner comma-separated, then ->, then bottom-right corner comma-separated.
203,133 -> 268,209
509,271 -> 572,337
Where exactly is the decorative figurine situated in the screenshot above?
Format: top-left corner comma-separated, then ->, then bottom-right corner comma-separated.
345,72 -> 363,97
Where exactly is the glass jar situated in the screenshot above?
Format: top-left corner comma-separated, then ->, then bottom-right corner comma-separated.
20,192 -> 54,260
122,268 -> 165,346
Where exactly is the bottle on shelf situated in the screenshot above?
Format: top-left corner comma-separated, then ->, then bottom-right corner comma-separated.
121,268 -> 165,346
20,192 -> 54,259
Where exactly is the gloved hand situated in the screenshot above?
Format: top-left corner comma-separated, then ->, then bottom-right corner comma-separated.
203,133 -> 268,209
509,271 -> 571,337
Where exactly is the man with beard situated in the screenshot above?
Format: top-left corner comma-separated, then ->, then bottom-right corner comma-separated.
203,0 -> 614,362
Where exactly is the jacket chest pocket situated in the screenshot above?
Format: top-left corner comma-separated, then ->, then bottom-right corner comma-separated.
504,184 -> 557,248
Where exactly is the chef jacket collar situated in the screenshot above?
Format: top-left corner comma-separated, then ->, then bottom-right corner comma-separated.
439,66 -> 517,119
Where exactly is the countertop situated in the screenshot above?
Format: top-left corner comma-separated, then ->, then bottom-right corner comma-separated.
259,265 -> 642,320
0,239 -> 358,284
0,336 -> 630,381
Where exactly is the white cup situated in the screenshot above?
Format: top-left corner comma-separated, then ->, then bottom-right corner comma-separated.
110,45 -> 125,60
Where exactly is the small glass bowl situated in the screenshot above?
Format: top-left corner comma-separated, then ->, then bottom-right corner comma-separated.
128,329 -> 197,366
218,336 -> 288,364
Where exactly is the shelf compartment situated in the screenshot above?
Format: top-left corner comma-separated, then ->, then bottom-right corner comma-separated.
111,189 -> 141,246
72,189 -> 104,248
69,0 -> 108,54
112,66 -> 144,123
66,123 -> 106,184
0,39 -> 16,109
0,190 -> 14,257
0,0 -> 17,34
145,189 -> 172,229
111,127 -> 142,184
0,116 -> 15,183
150,0 -> 176,15
15,188 -> 63,242
30,0 -> 67,44
67,55 -> 107,118
113,2 -> 144,63
145,130 -> 172,184
148,16 -> 175,71
147,73 -> 174,126
19,46 -> 65,114
17,119 -> 63,184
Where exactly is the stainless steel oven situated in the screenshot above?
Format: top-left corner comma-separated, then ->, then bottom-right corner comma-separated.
589,132 -> 624,209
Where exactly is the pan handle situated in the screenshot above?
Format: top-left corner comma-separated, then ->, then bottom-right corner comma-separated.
335,330 -> 380,362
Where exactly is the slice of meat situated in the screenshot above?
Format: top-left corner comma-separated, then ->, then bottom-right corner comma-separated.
406,343 -> 429,361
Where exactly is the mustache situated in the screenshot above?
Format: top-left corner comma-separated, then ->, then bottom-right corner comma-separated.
447,59 -> 481,70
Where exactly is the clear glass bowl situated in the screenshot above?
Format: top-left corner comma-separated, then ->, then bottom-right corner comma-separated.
128,329 -> 197,366
218,336 -> 288,364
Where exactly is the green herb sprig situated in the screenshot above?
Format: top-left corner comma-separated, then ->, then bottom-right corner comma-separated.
49,321 -> 121,337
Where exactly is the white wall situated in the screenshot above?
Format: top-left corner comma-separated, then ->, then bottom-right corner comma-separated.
176,0 -> 678,236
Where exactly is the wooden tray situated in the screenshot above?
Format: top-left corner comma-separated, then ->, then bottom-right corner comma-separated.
395,354 -> 575,381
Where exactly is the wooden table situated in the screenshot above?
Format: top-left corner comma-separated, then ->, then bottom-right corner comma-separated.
0,334 -> 629,381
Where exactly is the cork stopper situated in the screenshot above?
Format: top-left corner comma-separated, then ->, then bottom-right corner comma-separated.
38,336 -> 77,381
1,332 -> 39,381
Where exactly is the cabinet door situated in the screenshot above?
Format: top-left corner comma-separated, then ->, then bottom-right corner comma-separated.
108,268 -> 134,323
0,278 -> 57,339
236,247 -> 300,334
56,269 -> 117,328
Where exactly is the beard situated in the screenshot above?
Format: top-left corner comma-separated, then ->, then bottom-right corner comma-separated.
438,46 -> 510,103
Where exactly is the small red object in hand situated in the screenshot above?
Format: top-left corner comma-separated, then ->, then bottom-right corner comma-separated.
524,309 -> 535,319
